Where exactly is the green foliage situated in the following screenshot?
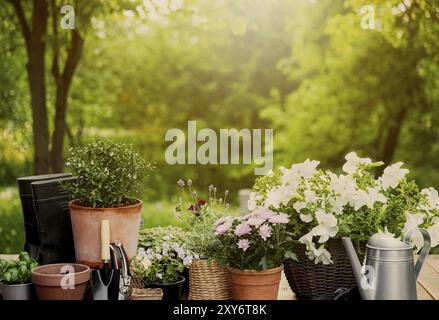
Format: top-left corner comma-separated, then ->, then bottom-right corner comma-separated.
0,252 -> 38,284
175,181 -> 232,259
0,188 -> 24,253
134,226 -> 195,284
138,226 -> 189,248
64,140 -> 154,208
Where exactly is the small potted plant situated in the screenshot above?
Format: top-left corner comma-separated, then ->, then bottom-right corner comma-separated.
65,140 -> 154,268
131,226 -> 197,300
249,152 -> 439,299
176,179 -> 233,300
212,208 -> 293,300
0,252 -> 38,300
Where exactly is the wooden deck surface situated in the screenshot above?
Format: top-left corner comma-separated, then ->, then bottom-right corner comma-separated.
1,254 -> 439,300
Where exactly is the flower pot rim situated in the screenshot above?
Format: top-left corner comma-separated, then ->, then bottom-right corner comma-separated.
146,275 -> 186,287
69,199 -> 143,210
31,263 -> 90,285
227,265 -> 283,275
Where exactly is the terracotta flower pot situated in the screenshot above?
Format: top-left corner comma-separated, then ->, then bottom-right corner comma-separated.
228,265 -> 283,300
31,263 -> 90,300
69,200 -> 142,268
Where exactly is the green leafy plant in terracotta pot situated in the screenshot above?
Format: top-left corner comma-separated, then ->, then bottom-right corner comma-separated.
65,140 -> 154,268
0,252 -> 38,300
212,209 -> 294,300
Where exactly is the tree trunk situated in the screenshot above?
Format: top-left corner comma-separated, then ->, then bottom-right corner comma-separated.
11,0 -> 51,174
379,106 -> 408,169
51,29 -> 84,172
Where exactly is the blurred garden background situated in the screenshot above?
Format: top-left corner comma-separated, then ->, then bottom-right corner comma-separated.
0,0 -> 438,253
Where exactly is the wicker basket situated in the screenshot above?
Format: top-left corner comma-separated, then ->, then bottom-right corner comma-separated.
284,239 -> 362,300
188,259 -> 232,300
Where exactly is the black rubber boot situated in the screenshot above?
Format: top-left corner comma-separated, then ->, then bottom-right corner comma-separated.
31,176 -> 77,264
17,173 -> 71,260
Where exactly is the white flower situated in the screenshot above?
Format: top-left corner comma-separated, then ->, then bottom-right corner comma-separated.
379,162 -> 409,190
141,257 -> 152,269
353,187 -> 387,211
329,196 -> 347,215
403,212 -> 426,249
264,185 -> 294,209
311,246 -> 333,265
299,233 -> 333,265
300,213 -> 313,223
330,174 -> 357,206
293,202 -> 306,212
247,192 -> 260,211
299,231 -> 314,245
298,159 -> 320,179
304,189 -> 318,203
342,152 -> 372,174
183,255 -> 193,266
403,212 -> 426,234
420,188 -> 439,210
280,159 -> 319,186
310,211 -> 338,243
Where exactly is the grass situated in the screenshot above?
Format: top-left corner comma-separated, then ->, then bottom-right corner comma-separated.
0,187 -> 25,253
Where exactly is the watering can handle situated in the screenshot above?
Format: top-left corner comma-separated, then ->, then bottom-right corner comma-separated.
404,228 -> 431,280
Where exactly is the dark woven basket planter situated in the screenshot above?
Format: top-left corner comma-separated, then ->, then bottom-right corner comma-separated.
284,239 -> 364,300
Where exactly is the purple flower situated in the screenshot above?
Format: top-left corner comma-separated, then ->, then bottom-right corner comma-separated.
234,223 -> 252,237
177,179 -> 185,187
214,216 -> 233,228
247,217 -> 265,226
258,224 -> 273,240
269,213 -> 289,224
255,208 -> 277,220
237,239 -> 250,251
214,216 -> 233,235
239,213 -> 252,221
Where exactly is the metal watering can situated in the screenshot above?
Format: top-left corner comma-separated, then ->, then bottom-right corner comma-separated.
342,229 -> 431,300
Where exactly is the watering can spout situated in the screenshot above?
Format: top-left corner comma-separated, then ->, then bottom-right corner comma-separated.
342,237 -> 373,300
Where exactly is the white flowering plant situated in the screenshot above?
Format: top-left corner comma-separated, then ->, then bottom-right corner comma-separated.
249,152 -> 439,265
132,226 -> 199,284
212,209 -> 295,271
175,179 -> 230,260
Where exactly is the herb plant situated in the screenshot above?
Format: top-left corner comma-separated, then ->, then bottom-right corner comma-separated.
175,180 -> 230,260
132,226 -> 198,284
64,140 -> 154,208
0,252 -> 38,284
